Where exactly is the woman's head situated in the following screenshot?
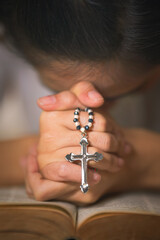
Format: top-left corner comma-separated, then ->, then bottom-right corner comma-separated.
1,0 -> 160,99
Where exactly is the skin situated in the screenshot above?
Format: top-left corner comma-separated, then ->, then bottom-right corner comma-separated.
0,135 -> 38,186
21,58 -> 160,205
0,52 -> 159,204
24,128 -> 160,205
38,59 -> 160,100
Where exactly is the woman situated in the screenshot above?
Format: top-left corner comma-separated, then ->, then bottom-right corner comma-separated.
0,0 -> 160,205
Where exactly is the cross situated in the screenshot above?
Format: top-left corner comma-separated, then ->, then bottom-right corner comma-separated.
65,137 -> 103,193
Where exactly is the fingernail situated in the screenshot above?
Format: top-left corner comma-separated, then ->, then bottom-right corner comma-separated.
38,95 -> 56,106
118,158 -> 124,167
124,143 -> 132,154
88,90 -> 104,102
93,173 -> 101,183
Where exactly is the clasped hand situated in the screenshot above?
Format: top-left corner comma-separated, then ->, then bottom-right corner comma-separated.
23,81 -> 132,205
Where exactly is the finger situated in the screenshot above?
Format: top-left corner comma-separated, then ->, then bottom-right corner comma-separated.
19,156 -> 28,169
58,187 -> 101,205
26,154 -> 76,200
37,90 -> 85,111
21,155 -> 33,197
40,160 -> 101,185
88,153 -> 125,172
58,171 -> 110,205
70,81 -> 104,107
39,129 -> 121,155
56,147 -> 125,172
23,148 -> 38,197
57,172 -> 107,205
28,143 -> 38,156
86,132 -> 119,153
57,188 -> 97,205
39,146 -> 124,175
40,110 -> 112,133
40,110 -> 131,156
37,81 -> 104,111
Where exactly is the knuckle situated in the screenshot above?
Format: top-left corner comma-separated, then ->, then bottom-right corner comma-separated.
73,131 -> 82,144
107,155 -> 120,172
62,91 -> 75,106
26,188 -> 33,197
108,155 -> 114,167
39,111 -> 47,126
40,111 -> 60,132
41,164 -> 56,180
57,163 -> 68,179
103,135 -> 112,151
34,190 -> 45,201
41,165 -> 50,179
40,110 -> 59,123
40,133 -> 55,143
96,113 -> 107,131
45,163 -> 66,181
76,81 -> 93,91
90,147 -> 100,154
93,133 -> 111,151
48,111 -> 60,122
38,136 -> 56,154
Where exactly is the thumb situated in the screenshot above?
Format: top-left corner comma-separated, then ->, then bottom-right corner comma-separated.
70,81 -> 104,108
37,81 -> 104,111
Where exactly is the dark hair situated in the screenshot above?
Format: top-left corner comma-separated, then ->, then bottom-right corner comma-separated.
0,0 -> 160,66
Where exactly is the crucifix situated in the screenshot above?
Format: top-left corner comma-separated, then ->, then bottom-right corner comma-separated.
65,135 -> 103,193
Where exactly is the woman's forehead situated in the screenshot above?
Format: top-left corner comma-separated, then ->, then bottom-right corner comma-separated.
39,58 -> 150,84
38,57 -> 160,99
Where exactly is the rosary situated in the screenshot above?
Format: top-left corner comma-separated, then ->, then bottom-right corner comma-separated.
65,107 -> 103,193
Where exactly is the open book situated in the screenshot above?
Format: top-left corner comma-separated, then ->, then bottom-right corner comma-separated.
0,187 -> 160,240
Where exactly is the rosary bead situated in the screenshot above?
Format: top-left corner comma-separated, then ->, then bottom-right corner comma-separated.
85,125 -> 89,130
88,119 -> 93,122
75,121 -> 80,126
74,111 -> 79,115
88,122 -> 92,127
73,118 -> 78,122
85,107 -> 90,112
80,127 -> 85,133
88,109 -> 93,113
74,107 -> 94,131
89,112 -> 93,115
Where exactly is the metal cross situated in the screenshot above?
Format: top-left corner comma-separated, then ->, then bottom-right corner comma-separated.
65,136 -> 103,193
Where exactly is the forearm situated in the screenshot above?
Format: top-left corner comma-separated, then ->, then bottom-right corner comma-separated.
106,128 -> 160,194
123,128 -> 160,190
0,135 -> 39,186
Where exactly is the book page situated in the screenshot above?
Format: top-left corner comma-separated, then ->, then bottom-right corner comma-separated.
0,186 -> 77,223
77,191 -> 160,226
